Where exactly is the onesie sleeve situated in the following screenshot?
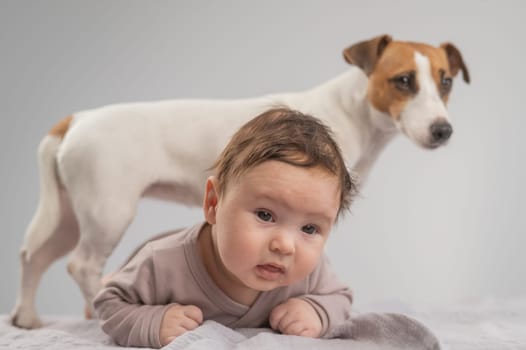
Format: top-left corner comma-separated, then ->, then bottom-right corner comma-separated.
92,243 -> 173,348
298,255 -> 353,337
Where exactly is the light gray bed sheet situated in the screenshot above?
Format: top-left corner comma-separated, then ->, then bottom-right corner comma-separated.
1,296 -> 525,350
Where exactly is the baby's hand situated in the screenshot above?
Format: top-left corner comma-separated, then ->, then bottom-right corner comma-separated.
159,304 -> 203,346
269,298 -> 322,338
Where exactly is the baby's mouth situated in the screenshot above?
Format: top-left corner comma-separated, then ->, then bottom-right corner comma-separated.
256,263 -> 286,281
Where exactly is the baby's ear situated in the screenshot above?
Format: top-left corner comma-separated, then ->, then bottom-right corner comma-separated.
203,176 -> 219,224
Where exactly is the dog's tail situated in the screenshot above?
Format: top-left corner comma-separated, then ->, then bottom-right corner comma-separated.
22,117 -> 72,260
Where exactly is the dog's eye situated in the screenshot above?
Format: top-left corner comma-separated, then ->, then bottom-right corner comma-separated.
440,76 -> 453,94
391,73 -> 415,93
398,75 -> 410,85
438,69 -> 453,96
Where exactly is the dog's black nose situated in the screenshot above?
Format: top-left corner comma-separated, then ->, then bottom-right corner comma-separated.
430,121 -> 453,143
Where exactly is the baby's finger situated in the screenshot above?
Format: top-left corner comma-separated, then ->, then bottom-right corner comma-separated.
179,316 -> 201,331
275,311 -> 299,332
269,304 -> 287,330
299,327 -> 318,338
182,305 -> 204,324
282,320 -> 306,336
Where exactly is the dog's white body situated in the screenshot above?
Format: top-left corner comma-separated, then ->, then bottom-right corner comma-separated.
11,35 -> 469,329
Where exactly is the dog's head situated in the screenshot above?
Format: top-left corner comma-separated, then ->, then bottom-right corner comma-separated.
343,35 -> 470,149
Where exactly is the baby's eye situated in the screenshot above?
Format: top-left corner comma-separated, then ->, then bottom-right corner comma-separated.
256,210 -> 274,222
302,224 -> 319,235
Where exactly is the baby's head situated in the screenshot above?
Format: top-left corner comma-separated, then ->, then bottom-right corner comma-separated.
200,108 -> 357,301
211,107 -> 355,219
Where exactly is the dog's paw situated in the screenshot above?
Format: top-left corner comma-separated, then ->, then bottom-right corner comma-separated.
84,302 -> 94,319
10,306 -> 43,329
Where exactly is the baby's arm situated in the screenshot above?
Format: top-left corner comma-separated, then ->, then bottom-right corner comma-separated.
93,244 -> 202,348
269,255 -> 352,338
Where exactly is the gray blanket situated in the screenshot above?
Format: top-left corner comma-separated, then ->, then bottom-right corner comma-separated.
1,297 -> 525,349
0,313 -> 438,350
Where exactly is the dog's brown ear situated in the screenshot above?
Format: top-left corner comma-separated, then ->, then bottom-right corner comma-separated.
441,42 -> 470,84
343,34 -> 392,75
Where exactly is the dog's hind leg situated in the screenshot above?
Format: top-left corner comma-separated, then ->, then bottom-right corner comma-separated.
11,196 -> 79,328
11,136 -> 79,329
66,191 -> 138,317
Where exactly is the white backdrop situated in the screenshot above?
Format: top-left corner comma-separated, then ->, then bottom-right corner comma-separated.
1,0 -> 525,316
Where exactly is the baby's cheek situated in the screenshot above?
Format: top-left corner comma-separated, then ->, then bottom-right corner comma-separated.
294,251 -> 322,280
222,237 -> 257,267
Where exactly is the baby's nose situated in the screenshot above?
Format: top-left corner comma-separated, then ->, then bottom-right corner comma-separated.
269,232 -> 295,255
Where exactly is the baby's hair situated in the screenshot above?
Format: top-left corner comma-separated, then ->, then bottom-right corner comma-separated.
211,107 -> 357,220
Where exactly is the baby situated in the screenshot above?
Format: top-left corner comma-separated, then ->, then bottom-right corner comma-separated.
93,107 -> 356,348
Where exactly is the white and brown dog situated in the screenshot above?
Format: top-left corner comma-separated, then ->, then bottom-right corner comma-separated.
11,35 -> 469,328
